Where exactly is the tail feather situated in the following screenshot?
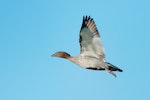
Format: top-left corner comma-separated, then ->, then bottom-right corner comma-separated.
106,62 -> 123,72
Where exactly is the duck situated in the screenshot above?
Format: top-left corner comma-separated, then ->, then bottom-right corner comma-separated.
52,16 -> 123,77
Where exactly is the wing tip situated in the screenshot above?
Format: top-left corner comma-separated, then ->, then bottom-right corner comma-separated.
83,15 -> 92,21
81,15 -> 93,31
80,15 -> 100,38
81,16 -> 88,29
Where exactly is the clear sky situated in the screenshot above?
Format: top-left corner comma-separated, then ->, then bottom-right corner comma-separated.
0,0 -> 150,100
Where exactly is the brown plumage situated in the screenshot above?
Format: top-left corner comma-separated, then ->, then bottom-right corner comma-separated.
52,16 -> 123,77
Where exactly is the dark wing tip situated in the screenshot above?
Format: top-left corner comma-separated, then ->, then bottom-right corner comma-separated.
80,16 -> 100,37
80,16 -> 92,31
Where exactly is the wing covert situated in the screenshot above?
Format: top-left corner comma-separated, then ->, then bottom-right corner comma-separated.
79,16 -> 105,58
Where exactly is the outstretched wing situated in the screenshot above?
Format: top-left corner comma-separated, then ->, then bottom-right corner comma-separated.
79,16 -> 105,59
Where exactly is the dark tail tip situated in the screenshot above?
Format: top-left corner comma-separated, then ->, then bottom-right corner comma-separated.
117,68 -> 123,72
106,62 -> 123,72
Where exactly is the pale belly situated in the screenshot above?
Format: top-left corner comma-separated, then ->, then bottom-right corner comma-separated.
69,56 -> 107,69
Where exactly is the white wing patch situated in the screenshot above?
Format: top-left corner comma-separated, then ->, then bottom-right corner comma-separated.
92,38 -> 105,58
79,16 -> 105,59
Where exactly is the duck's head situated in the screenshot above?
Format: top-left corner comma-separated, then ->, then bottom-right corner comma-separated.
52,51 -> 71,59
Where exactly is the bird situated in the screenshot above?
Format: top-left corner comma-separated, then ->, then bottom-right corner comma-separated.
52,16 -> 123,77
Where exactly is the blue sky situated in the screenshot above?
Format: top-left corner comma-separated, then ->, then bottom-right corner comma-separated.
0,0 -> 150,100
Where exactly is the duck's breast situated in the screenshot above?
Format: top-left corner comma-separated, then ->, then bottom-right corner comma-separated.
69,55 -> 106,69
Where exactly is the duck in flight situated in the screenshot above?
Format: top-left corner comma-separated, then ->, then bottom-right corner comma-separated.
52,16 -> 123,77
